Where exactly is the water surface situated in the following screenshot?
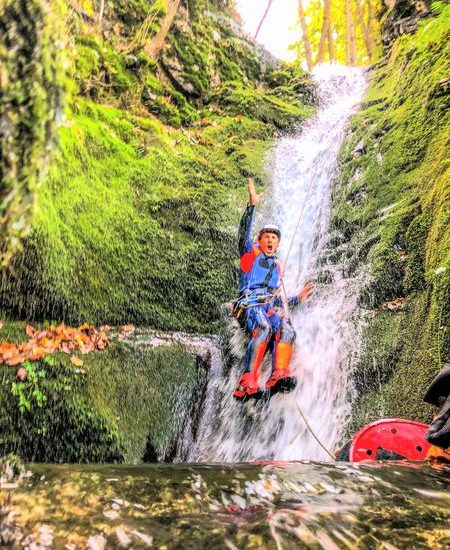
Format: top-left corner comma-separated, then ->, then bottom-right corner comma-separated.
1,461 -> 449,548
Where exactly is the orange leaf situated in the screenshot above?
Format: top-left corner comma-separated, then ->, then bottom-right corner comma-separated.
5,354 -> 25,366
70,355 -> 84,367
80,344 -> 94,355
97,339 -> 108,350
26,325 -> 36,338
16,367 -> 28,381
61,342 -> 74,354
122,324 -> 135,333
29,346 -> 47,361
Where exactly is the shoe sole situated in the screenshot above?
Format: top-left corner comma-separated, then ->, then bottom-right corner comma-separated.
267,376 -> 297,396
233,389 -> 265,401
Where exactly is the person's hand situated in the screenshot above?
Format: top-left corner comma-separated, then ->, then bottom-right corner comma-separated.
298,282 -> 314,303
247,177 -> 262,206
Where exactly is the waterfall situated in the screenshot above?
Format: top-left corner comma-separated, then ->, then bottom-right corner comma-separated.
182,65 -> 367,463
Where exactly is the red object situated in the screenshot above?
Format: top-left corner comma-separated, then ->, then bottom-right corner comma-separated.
349,418 -> 431,462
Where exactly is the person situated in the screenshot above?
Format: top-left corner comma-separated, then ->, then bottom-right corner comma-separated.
424,363 -> 450,463
233,177 -> 314,399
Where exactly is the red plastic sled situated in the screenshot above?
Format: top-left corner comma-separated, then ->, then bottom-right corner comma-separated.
349,418 -> 431,462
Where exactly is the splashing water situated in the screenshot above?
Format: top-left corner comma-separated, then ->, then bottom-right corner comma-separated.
184,65 -> 367,463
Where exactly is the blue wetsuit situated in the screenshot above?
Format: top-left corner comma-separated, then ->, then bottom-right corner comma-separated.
237,205 -> 297,375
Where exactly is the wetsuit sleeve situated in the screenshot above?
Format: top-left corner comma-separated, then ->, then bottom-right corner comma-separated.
273,295 -> 300,308
238,205 -> 255,256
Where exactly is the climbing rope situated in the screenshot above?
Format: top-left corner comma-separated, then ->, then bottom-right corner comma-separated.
293,401 -> 336,461
276,177 -> 336,461
281,175 -> 316,274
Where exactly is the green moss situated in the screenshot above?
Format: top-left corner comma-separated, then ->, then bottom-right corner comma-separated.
74,34 -> 134,97
334,3 -> 450,427
0,338 -> 200,462
207,82 -> 313,130
0,100 -> 275,330
0,0 -> 67,265
0,0 -> 314,331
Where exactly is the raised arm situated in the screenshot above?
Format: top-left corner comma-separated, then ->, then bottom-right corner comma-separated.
238,205 -> 255,255
238,177 -> 261,256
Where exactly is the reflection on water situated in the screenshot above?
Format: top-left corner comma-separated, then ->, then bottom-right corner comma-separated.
1,462 -> 449,548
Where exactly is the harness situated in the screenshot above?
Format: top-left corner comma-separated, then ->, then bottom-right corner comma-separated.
232,288 -> 282,320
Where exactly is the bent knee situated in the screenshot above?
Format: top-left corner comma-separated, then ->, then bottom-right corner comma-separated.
280,324 -> 296,344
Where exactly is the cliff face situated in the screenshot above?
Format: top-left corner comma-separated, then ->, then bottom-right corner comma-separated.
333,1 -> 449,429
0,0 -> 314,462
0,0 -> 66,265
0,0 -> 315,332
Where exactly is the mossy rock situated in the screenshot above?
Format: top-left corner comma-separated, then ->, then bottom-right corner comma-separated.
334,3 -> 450,428
0,0 -> 67,265
0,0 -> 313,331
0,339 -> 203,462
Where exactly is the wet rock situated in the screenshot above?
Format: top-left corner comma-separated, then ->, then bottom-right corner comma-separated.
159,59 -> 198,97
381,0 -> 432,52
131,530 -> 153,546
87,534 -> 107,550
352,139 -> 365,158
116,527 -> 132,548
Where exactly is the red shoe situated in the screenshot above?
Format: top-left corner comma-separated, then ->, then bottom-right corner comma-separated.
266,369 -> 297,394
233,372 -> 261,400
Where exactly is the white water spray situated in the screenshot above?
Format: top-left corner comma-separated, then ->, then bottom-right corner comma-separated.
185,65 -> 367,462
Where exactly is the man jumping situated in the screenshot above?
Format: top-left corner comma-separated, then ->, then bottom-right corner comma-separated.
233,177 -> 313,399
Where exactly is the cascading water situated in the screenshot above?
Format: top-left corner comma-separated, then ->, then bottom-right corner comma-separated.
184,65 -> 367,463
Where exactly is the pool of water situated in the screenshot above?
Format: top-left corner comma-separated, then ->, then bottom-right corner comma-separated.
1,461 -> 449,548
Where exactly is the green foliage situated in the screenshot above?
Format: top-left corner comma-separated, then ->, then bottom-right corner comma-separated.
0,100 -> 263,330
0,339 -> 200,462
292,0 -> 382,67
10,360 -> 47,413
207,82 -> 313,130
0,0 -> 67,264
334,4 -> 450,427
0,0 -> 314,331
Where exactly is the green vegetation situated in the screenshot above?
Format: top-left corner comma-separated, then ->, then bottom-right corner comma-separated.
0,0 -> 314,332
0,0 -> 313,462
333,2 -> 450,430
0,339 -> 201,462
0,0 -> 67,265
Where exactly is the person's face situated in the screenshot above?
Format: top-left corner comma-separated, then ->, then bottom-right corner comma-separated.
258,232 -> 280,256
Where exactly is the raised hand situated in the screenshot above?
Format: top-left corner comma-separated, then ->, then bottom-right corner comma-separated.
298,282 -> 314,303
247,177 -> 262,206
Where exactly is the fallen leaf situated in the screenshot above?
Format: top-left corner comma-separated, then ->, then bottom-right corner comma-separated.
97,339 -> 107,350
29,346 -> 47,360
16,367 -> 28,381
122,324 -> 135,333
5,354 -> 24,366
26,325 -> 36,337
70,355 -> 84,367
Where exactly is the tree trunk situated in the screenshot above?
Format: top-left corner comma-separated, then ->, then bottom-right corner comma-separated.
297,0 -> 313,70
345,0 -> 357,66
98,0 -> 105,24
355,0 -> 374,57
316,0 -> 332,64
254,0 -> 275,40
144,0 -> 181,58
327,19 -> 334,61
